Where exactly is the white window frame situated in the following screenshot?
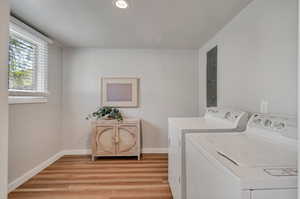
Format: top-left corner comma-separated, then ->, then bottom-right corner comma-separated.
8,17 -> 53,104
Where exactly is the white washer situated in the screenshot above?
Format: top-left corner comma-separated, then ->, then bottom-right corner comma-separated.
168,107 -> 249,199
185,113 -> 297,199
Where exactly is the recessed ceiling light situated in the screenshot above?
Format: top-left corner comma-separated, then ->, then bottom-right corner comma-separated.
114,0 -> 129,9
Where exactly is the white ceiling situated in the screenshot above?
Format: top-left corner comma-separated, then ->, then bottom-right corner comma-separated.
11,0 -> 253,49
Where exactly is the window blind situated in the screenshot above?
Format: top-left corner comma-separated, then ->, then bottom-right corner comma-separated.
9,19 -> 49,97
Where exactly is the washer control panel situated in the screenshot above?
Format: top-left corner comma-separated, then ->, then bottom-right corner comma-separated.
249,114 -> 287,132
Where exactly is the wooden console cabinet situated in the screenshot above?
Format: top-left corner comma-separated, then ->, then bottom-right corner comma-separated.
91,118 -> 141,160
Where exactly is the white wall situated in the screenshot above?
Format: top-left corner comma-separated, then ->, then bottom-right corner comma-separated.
298,0 -> 300,195
62,49 -> 199,150
199,0 -> 298,116
0,1 -> 9,198
8,44 -> 63,184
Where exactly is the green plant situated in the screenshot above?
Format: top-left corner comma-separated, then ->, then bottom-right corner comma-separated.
86,107 -> 123,121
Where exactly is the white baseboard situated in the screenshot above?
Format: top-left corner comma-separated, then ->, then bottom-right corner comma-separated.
62,149 -> 92,155
63,148 -> 168,155
8,151 -> 63,193
8,148 -> 168,192
142,148 -> 168,153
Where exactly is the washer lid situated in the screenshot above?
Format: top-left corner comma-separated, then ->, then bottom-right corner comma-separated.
207,133 -> 297,167
187,133 -> 298,190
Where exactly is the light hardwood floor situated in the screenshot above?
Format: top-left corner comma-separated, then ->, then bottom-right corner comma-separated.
8,154 -> 172,199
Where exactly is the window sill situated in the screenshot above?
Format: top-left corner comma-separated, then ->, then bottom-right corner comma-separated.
8,96 -> 48,105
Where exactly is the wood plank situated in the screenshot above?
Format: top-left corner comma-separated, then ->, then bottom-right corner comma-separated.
41,167 -> 168,173
24,178 -> 167,185
8,154 -> 172,199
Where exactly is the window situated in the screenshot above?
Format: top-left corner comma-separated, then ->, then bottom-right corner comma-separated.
9,33 -> 38,91
9,18 -> 49,103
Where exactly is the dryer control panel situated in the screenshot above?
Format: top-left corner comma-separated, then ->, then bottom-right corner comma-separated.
205,107 -> 245,122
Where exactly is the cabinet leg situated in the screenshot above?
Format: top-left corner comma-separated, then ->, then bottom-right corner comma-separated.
92,155 -> 95,161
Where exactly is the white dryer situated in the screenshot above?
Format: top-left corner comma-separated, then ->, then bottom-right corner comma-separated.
185,113 -> 297,199
168,107 -> 249,199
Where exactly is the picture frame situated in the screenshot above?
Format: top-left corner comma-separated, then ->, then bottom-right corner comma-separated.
101,77 -> 139,107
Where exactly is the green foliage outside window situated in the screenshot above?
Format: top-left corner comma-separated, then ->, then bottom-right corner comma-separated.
9,36 -> 36,90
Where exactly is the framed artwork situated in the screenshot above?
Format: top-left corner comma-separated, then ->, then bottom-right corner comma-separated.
101,77 -> 139,107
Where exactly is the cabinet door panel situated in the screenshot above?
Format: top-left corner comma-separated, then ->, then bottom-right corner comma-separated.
117,126 -> 138,155
96,126 -> 115,155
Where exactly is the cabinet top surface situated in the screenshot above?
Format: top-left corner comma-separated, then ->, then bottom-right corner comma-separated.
92,118 -> 140,124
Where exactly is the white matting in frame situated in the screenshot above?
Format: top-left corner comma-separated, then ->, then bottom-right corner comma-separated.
101,77 -> 139,107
